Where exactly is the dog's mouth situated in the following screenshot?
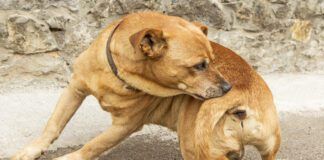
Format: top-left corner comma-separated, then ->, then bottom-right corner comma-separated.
192,91 -> 226,100
188,87 -> 228,100
192,94 -> 206,100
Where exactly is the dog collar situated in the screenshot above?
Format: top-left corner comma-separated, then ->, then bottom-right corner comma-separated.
106,21 -> 124,82
106,21 -> 138,91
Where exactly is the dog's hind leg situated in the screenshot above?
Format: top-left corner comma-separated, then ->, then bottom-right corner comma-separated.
12,78 -> 88,160
194,90 -> 242,160
255,130 -> 281,160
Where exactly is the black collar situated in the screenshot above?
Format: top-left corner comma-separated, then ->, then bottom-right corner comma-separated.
106,20 -> 124,82
105,21 -> 138,91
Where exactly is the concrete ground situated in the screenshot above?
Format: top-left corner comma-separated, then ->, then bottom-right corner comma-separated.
1,74 -> 324,160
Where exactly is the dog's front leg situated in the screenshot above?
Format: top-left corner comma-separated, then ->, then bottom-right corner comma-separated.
12,80 -> 87,160
54,117 -> 143,160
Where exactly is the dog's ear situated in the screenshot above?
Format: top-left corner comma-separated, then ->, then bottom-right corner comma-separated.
129,28 -> 167,59
192,21 -> 208,36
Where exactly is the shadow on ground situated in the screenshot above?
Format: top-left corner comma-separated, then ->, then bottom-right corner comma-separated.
39,134 -> 182,160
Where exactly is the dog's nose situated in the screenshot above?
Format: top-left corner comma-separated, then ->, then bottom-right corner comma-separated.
221,81 -> 232,93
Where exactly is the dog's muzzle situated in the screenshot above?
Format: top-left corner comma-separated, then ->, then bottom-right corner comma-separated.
203,81 -> 232,99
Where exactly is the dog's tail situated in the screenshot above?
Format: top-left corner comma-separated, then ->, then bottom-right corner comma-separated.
194,89 -> 244,159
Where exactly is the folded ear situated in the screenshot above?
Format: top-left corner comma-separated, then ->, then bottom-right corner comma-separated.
129,28 -> 167,59
192,21 -> 208,36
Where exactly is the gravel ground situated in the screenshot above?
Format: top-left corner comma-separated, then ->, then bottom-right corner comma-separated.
1,74 -> 324,159
2,113 -> 323,160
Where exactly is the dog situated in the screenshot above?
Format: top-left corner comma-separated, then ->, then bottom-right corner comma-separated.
12,12 -> 280,160
11,12 -> 231,160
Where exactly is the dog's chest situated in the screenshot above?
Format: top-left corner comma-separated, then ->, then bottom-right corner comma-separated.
96,91 -> 155,113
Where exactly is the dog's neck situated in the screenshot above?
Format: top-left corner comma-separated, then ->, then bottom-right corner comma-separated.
105,20 -> 183,97
106,20 -> 128,84
106,20 -> 142,92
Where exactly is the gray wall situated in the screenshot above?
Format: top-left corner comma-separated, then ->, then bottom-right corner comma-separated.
0,0 -> 323,87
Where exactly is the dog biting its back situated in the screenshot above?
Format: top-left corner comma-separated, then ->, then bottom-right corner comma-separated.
192,41 -> 280,159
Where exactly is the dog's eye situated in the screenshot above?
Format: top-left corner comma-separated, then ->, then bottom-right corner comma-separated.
193,60 -> 208,71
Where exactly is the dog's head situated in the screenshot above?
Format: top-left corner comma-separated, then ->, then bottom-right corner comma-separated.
129,21 -> 231,99
128,15 -> 231,99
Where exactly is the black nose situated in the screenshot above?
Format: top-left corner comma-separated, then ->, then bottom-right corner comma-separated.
221,81 -> 232,93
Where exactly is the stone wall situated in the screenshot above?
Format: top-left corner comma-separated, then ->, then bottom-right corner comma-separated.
0,0 -> 323,87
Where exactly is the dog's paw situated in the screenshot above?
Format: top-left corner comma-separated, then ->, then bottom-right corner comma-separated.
54,153 -> 84,160
11,146 -> 43,160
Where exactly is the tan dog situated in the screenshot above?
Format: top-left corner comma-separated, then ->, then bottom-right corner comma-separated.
12,12 -> 231,160
12,12 -> 280,160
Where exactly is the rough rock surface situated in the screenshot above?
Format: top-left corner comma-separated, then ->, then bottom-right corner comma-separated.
0,0 -> 323,85
6,11 -> 59,54
0,48 -> 69,88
